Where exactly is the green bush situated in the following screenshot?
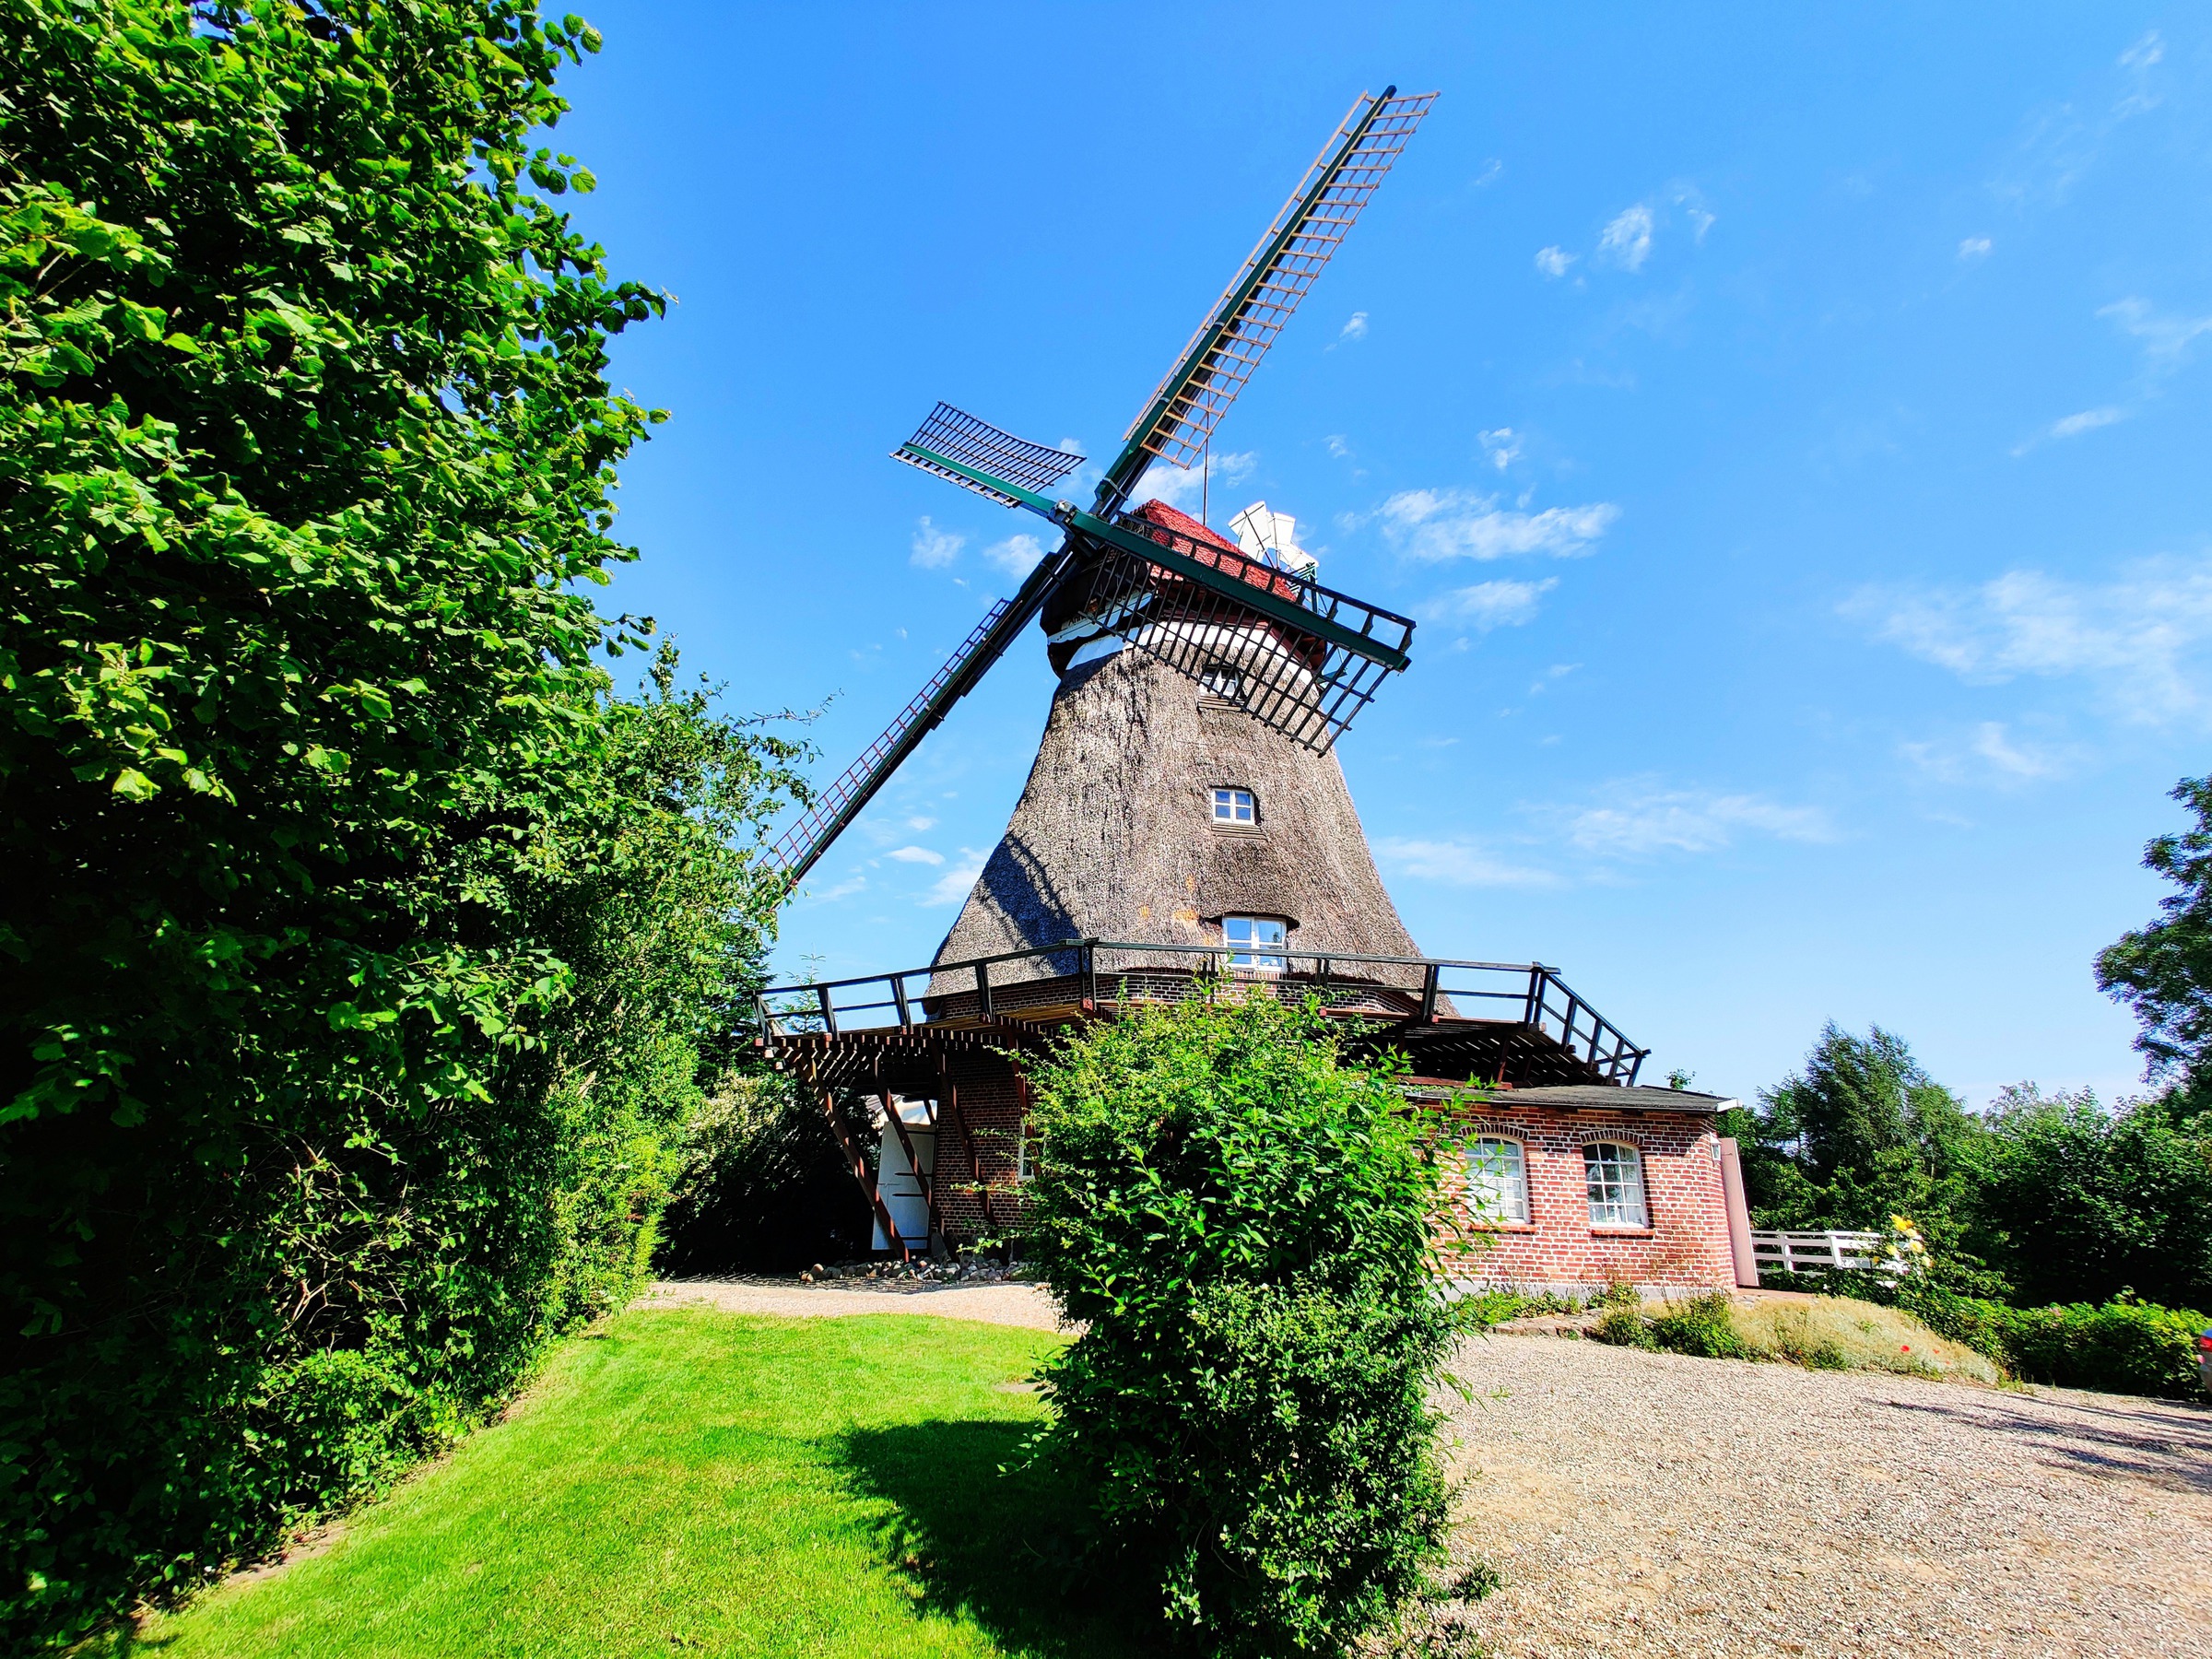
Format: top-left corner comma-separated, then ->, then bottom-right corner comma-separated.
1588,1304 -> 1657,1350
1022,992 -> 1465,1656
1900,1283 -> 2206,1399
1649,1293 -> 1753,1359
0,4 -> 797,1645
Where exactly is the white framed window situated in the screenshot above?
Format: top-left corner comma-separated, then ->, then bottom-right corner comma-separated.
1016,1120 -> 1038,1182
1211,787 -> 1256,825
1465,1136 -> 1530,1225
1583,1142 -> 1648,1229
1222,914 -> 1287,970
1201,663 -> 1245,701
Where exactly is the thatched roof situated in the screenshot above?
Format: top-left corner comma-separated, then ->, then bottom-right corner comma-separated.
932,632 -> 1423,987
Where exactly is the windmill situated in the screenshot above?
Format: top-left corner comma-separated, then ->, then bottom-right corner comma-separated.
764,87 -> 1437,888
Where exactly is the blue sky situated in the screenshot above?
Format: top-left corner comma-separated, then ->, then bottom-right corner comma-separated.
558,5 -> 2212,1108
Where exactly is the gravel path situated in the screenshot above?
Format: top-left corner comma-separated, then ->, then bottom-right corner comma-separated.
1444,1333 -> 2212,1659
635,1276 -> 1068,1332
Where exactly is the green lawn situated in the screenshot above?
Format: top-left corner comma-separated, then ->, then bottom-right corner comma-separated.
129,1310 -> 1147,1659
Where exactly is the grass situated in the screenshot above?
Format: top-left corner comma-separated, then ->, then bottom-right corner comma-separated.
1583,1291 -> 2004,1383
120,1310 -> 1149,1659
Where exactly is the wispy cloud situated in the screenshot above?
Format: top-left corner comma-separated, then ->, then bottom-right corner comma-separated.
1324,434 -> 1350,459
1958,236 -> 1993,260
1596,204 -> 1655,271
1562,781 -> 1837,856
1135,451 -> 1257,514
911,515 -> 964,570
1900,722 -> 2073,786
906,816 -> 937,830
1844,556 -> 2212,724
2099,296 -> 2212,373
1338,312 -> 1369,343
1426,577 -> 1558,630
923,848 -> 986,906
2119,29 -> 2162,70
984,533 -> 1045,578
1535,245 -> 1576,278
886,845 -> 944,865
2012,404 -> 2126,454
1376,837 -> 1559,889
1379,488 -> 1619,562
1477,428 -> 1521,471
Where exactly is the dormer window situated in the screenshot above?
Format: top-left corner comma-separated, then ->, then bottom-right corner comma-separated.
1211,788 -> 1255,826
1223,914 -> 1288,970
1200,663 -> 1245,702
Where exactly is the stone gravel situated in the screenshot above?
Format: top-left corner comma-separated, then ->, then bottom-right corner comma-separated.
1443,1333 -> 2212,1659
635,1275 -> 1069,1332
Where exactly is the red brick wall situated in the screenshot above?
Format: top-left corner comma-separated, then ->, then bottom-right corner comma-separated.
1430,1101 -> 1734,1293
928,1050 -> 1032,1246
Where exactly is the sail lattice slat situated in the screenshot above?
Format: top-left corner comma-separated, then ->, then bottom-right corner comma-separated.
767,598 -> 1016,882
1071,511 -> 1413,753
1126,89 -> 1437,472
893,402 -> 1085,506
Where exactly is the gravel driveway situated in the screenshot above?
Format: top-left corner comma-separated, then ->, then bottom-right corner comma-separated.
636,1275 -> 1069,1331
1444,1333 -> 2212,1659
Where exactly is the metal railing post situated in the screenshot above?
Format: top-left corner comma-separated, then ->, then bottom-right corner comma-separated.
1418,962 -> 1440,1024
891,973 -> 912,1031
975,960 -> 994,1020
817,983 -> 838,1035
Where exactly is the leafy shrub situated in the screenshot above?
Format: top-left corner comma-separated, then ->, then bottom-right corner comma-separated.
1023,992 -> 1465,1656
1588,1304 -> 1657,1350
1649,1294 -> 1753,1359
0,4 -> 797,1645
1899,1283 -> 2206,1398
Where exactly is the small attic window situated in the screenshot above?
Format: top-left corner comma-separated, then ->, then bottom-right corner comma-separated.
1211,788 -> 1256,825
1200,663 -> 1245,702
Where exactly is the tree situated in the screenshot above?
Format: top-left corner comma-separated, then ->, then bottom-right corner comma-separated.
1967,1086 -> 2212,1309
2098,775 -> 2212,1104
1729,1024 -> 1987,1248
0,4 -> 797,1643
1021,993 -> 1464,1657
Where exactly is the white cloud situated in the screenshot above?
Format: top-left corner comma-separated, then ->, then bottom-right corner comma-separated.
983,533 -> 1045,578
2099,296 -> 2212,372
905,816 -> 937,830
1427,577 -> 1558,630
1596,204 -> 1654,271
1844,556 -> 2212,724
910,515 -> 964,570
1477,428 -> 1521,471
1135,450 -> 1257,514
1534,245 -> 1576,278
1900,722 -> 2071,785
886,845 -> 945,865
1563,782 -> 1836,856
1324,434 -> 1350,459
1958,236 -> 1993,260
1339,311 -> 1370,342
1379,488 -> 1619,561
1472,159 -> 1504,188
923,848 -> 986,906
2050,406 -> 2124,439
810,875 -> 866,901
2119,29 -> 2162,69
1377,836 -> 1559,889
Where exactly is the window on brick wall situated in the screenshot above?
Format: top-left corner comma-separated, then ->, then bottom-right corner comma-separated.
1016,1120 -> 1038,1182
1465,1136 -> 1529,1225
1583,1141 -> 1648,1228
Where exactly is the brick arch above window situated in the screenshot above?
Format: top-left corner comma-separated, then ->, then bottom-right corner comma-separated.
1573,1126 -> 1655,1151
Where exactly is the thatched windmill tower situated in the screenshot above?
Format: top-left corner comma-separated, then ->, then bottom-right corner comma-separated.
747,88 -> 1742,1299
933,496 -> 1424,980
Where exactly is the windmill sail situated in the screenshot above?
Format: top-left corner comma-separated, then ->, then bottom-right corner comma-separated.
1098,87 -> 1437,508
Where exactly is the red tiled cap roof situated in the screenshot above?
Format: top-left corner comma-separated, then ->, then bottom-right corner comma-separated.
1129,498 -> 1243,558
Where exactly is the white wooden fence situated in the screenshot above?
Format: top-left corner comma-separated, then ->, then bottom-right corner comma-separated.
1748,1229 -> 1901,1277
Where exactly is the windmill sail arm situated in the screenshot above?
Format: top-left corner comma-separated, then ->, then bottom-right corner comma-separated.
766,543 -> 1074,887
898,441 -> 1412,673
1095,85 -> 1438,511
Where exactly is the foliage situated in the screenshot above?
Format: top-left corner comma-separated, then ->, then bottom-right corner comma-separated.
1587,1303 -> 1656,1351
0,3 -> 799,1644
2097,774 -> 2212,1093
1723,1023 -> 1988,1253
1895,1283 -> 2206,1400
654,1070 -> 873,1274
126,1310 -> 1148,1658
1971,1085 -> 2212,1310
1647,1293 -> 1752,1359
1021,992 -> 1465,1657
1590,1293 -> 1998,1382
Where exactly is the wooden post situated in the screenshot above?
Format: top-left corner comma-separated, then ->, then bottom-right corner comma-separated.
820,1088 -> 904,1258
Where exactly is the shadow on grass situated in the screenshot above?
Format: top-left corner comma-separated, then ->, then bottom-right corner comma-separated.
832,1418 -> 1158,1659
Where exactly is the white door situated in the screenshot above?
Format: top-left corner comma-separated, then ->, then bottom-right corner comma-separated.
871,1095 -> 937,1251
